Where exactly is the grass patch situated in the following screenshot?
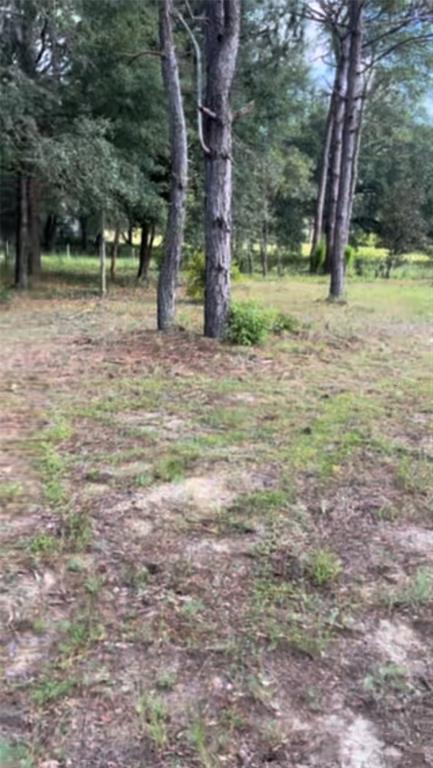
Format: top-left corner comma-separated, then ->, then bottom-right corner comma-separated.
135,694 -> 169,749
306,548 -> 343,587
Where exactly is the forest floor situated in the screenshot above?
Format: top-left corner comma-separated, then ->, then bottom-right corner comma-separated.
1,272 -> 432,768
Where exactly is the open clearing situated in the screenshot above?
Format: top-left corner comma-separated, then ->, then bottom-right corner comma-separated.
1,274 -> 432,767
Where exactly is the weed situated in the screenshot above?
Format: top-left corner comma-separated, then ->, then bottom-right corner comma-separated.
0,740 -> 33,768
306,548 -> 343,587
180,598 -> 205,618
32,676 -> 77,706
122,564 -> 150,590
364,663 -> 408,695
29,533 -> 61,558
135,694 -> 169,749
0,481 -> 24,502
62,511 -> 92,551
387,567 -> 433,609
188,717 -> 216,768
153,456 -> 187,482
155,671 -> 177,691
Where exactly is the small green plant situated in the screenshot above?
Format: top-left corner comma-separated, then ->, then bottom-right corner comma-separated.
306,548 -> 342,586
153,456 -> 186,482
29,533 -> 61,558
388,567 -> 433,608
32,676 -> 77,706
0,481 -> 24,502
225,301 -> 270,346
364,663 -> 408,694
63,511 -> 92,551
135,694 -> 169,749
0,740 -> 33,768
270,311 -> 299,334
155,671 -> 177,691
188,717 -> 216,768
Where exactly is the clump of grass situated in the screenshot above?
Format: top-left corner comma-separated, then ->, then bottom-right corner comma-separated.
153,456 -> 187,482
32,676 -> 77,706
306,548 -> 342,586
135,694 -> 169,749
0,481 -> 24,502
387,567 -> 433,609
29,533 -> 62,558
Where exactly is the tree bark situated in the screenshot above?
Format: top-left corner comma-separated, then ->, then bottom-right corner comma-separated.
15,175 -> 28,289
329,0 -> 364,299
110,226 -> 120,281
27,176 -> 41,277
203,0 -> 241,339
99,210 -> 106,296
157,0 -> 188,331
324,33 -> 351,273
309,90 -> 335,269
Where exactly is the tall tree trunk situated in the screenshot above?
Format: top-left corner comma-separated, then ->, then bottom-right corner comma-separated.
157,0 -> 188,331
27,176 -> 41,277
324,34 -> 351,273
309,90 -> 335,269
43,213 -> 57,253
203,0 -> 241,339
99,211 -> 106,296
329,1 -> 363,299
110,226 -> 120,281
15,175 -> 28,289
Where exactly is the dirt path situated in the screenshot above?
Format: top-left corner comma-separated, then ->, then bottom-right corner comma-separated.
1,284 -> 432,767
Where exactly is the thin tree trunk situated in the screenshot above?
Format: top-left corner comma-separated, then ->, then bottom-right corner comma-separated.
15,175 -> 28,289
309,91 -> 335,269
203,0 -> 241,339
329,0 -> 364,299
27,176 -> 41,277
99,211 -> 106,296
110,226 -> 120,281
80,216 -> 88,253
157,0 -> 188,331
324,34 -> 351,273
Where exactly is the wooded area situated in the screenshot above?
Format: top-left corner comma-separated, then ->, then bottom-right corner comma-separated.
1,2 -> 433,766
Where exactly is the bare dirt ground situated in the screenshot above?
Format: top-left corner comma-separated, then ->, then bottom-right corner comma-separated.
1,278 -> 432,767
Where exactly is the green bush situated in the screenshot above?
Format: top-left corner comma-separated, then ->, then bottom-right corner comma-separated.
225,301 -> 270,346
185,252 -> 241,301
270,311 -> 300,334
185,251 -> 205,300
310,239 -> 326,274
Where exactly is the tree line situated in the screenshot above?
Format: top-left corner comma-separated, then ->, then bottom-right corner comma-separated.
0,0 -> 432,337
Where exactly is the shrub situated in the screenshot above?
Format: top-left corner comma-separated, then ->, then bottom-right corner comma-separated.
185,252 -> 241,301
225,301 -> 270,346
270,311 -> 299,334
310,239 -> 326,274
185,250 -> 205,300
